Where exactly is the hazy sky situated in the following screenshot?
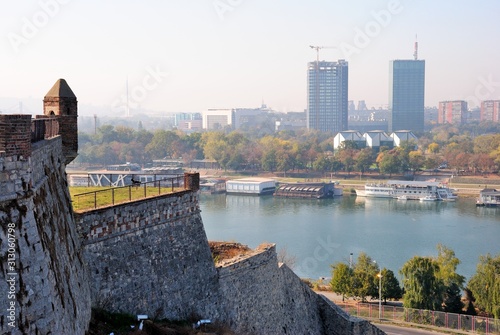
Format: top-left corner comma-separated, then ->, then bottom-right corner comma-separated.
1,0 -> 499,115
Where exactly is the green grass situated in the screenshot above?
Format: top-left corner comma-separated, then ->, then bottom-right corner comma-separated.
70,185 -> 183,211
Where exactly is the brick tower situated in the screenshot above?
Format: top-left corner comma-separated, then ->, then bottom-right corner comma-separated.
43,78 -> 78,164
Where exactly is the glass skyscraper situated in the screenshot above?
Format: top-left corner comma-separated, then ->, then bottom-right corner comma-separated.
307,60 -> 348,133
388,60 -> 425,132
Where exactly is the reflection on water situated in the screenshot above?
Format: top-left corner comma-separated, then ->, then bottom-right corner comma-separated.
358,197 -> 452,214
200,193 -> 500,281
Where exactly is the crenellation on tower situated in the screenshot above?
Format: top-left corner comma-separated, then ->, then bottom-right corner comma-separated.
0,114 -> 32,158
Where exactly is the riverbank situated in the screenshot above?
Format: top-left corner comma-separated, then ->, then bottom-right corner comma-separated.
195,168 -> 500,197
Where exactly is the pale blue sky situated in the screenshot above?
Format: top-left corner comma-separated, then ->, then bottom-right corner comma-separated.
1,0 -> 499,115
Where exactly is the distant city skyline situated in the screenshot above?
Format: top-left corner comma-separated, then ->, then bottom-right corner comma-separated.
1,1 -> 499,115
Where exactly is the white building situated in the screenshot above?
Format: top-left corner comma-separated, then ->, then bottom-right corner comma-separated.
391,130 -> 418,147
226,178 -> 276,195
363,131 -> 393,150
333,130 -> 364,150
202,109 -> 234,130
334,130 -> 416,151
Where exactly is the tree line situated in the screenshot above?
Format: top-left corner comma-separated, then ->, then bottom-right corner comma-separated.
330,244 -> 500,318
76,122 -> 500,175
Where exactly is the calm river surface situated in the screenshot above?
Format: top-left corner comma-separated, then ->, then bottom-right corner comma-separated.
200,194 -> 500,281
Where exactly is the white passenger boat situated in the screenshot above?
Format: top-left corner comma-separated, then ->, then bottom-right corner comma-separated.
356,180 -> 457,201
419,195 -> 438,202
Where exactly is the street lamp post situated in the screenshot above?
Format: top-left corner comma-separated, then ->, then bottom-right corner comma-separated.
374,260 -> 382,320
377,271 -> 382,320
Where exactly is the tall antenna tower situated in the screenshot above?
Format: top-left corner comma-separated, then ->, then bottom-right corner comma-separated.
413,35 -> 418,60
126,76 -> 130,117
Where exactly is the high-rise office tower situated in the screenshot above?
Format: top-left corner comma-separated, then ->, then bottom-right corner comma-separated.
307,59 -> 348,133
388,59 -> 425,132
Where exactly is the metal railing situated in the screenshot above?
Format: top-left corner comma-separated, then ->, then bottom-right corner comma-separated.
73,175 -> 186,211
336,302 -> 499,334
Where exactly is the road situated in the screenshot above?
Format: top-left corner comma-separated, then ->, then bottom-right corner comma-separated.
376,323 -> 453,335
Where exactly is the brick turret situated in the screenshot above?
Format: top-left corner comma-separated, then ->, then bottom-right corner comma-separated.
43,78 -> 78,164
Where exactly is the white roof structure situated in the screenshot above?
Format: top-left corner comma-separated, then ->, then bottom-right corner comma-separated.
333,130 -> 364,150
391,130 -> 417,147
363,130 -> 392,148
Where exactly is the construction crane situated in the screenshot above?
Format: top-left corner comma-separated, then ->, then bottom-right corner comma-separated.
309,45 -> 337,63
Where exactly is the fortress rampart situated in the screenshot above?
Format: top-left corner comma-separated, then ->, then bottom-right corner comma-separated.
75,191 -> 221,321
0,127 -> 90,334
0,79 -> 385,334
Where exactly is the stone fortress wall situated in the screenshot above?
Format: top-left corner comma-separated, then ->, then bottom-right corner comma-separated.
0,79 -> 385,335
75,190 -> 221,321
0,114 -> 91,335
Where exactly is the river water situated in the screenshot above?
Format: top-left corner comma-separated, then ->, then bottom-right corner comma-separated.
200,194 -> 500,282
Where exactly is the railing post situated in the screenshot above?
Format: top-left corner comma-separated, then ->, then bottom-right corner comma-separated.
129,185 -> 131,201
112,188 -> 115,205
143,183 -> 146,198
94,192 -> 97,209
184,172 -> 200,191
158,180 -> 160,195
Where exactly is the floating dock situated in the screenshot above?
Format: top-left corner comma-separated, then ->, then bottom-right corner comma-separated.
274,182 -> 342,199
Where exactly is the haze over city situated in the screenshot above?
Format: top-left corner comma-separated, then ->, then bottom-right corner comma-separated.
1,0 -> 499,115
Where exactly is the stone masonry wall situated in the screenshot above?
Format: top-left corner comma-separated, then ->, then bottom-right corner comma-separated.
217,244 -> 324,334
76,193 -> 221,321
217,245 -> 386,335
0,137 -> 91,334
318,296 -> 386,335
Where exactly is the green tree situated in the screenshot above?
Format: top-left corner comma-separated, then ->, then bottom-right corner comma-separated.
463,288 -> 477,316
400,256 -> 444,310
261,149 -> 277,172
145,130 -> 181,159
408,150 -> 425,175
442,282 -> 463,313
330,262 -> 353,301
115,125 -> 135,143
377,150 -> 400,176
94,124 -> 117,144
473,134 -> 500,154
380,268 -> 403,303
435,244 -> 465,288
435,244 -> 465,313
467,254 -> 500,318
337,142 -> 357,175
351,253 -> 378,302
355,148 -> 373,176
427,142 -> 439,154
